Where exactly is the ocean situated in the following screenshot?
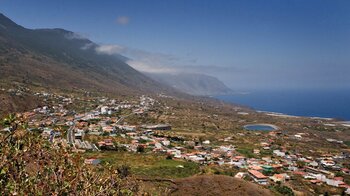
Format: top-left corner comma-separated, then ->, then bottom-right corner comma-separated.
215,89 -> 350,121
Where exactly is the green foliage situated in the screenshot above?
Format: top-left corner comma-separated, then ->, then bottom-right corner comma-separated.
296,161 -> 306,168
344,141 -> 350,147
236,148 -> 256,158
135,159 -> 199,178
0,116 -> 139,195
85,151 -> 200,179
262,170 -> 274,176
273,185 -> 294,196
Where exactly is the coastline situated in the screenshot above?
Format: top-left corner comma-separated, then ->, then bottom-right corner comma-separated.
257,111 -> 350,128
258,110 -> 334,121
214,89 -> 350,122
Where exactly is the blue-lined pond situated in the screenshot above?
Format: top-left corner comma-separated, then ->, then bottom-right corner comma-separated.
243,124 -> 278,131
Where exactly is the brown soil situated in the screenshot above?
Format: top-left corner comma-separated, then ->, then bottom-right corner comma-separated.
0,91 -> 42,117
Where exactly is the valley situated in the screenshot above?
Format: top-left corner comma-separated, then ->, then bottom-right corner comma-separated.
1,10 -> 350,195
1,85 -> 350,195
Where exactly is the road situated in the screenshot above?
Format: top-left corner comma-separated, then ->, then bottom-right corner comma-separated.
67,122 -> 75,144
116,113 -> 133,125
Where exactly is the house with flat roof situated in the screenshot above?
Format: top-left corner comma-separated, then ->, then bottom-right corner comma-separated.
85,158 -> 101,165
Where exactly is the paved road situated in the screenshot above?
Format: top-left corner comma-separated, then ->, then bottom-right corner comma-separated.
67,122 -> 75,144
116,113 -> 133,125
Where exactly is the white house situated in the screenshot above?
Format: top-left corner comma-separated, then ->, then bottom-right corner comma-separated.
101,106 -> 109,114
85,158 -> 101,165
273,150 -> 286,157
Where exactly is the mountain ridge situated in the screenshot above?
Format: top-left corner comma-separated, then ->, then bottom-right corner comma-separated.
0,13 -> 175,96
146,72 -> 233,96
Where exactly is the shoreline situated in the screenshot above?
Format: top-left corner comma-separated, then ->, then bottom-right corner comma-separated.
214,93 -> 350,122
258,111 -> 350,128
257,110 -> 336,121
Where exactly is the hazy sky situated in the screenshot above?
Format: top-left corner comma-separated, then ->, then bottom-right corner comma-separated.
1,0 -> 349,90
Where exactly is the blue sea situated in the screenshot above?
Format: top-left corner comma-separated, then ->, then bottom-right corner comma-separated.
215,89 -> 350,121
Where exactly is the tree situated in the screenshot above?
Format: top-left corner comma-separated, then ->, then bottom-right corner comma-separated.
137,145 -> 145,153
117,165 -> 130,178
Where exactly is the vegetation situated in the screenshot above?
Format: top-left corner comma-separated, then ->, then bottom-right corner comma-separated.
272,185 -> 294,196
344,140 -> 350,147
236,148 -> 256,158
0,115 -> 139,195
84,151 -> 200,179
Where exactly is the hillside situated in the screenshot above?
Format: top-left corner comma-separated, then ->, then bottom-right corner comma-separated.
0,89 -> 43,117
171,175 -> 271,196
146,72 -> 233,96
0,13 -> 172,96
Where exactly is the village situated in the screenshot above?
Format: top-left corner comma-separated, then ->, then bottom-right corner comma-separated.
2,87 -> 350,195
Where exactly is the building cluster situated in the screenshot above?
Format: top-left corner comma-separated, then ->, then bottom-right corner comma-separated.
1,88 -> 350,194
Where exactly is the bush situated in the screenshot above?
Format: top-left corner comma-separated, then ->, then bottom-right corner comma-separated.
0,115 -> 139,195
274,185 -> 294,196
137,145 -> 145,153
117,165 -> 130,179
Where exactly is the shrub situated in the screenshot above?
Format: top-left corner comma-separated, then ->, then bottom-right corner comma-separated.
274,185 -> 294,196
0,115 -> 139,195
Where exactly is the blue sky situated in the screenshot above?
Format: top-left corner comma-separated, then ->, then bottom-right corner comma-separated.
1,0 -> 349,90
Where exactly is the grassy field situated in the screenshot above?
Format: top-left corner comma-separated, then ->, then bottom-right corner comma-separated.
84,151 -> 200,178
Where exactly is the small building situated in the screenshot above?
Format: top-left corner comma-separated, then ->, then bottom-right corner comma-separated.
270,173 -> 289,183
273,150 -> 286,157
262,165 -> 273,173
162,140 -> 170,146
248,170 -> 268,185
235,172 -> 247,179
101,106 -> 109,114
74,129 -> 84,140
203,140 -> 211,145
117,125 -> 137,132
85,158 -> 101,165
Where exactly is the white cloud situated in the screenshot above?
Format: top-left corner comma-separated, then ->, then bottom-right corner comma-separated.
126,60 -> 178,73
121,48 -> 183,73
93,43 -> 236,81
95,44 -> 125,55
64,32 -> 87,40
81,43 -> 94,50
116,16 -> 130,25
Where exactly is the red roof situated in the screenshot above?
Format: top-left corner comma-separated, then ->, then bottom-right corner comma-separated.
272,164 -> 282,168
310,180 -> 322,184
339,184 -> 350,188
342,168 -> 350,172
248,170 -> 267,179
293,171 -> 306,176
334,177 -> 344,181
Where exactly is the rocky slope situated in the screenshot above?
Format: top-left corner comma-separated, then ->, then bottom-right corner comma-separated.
0,13 -> 173,96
